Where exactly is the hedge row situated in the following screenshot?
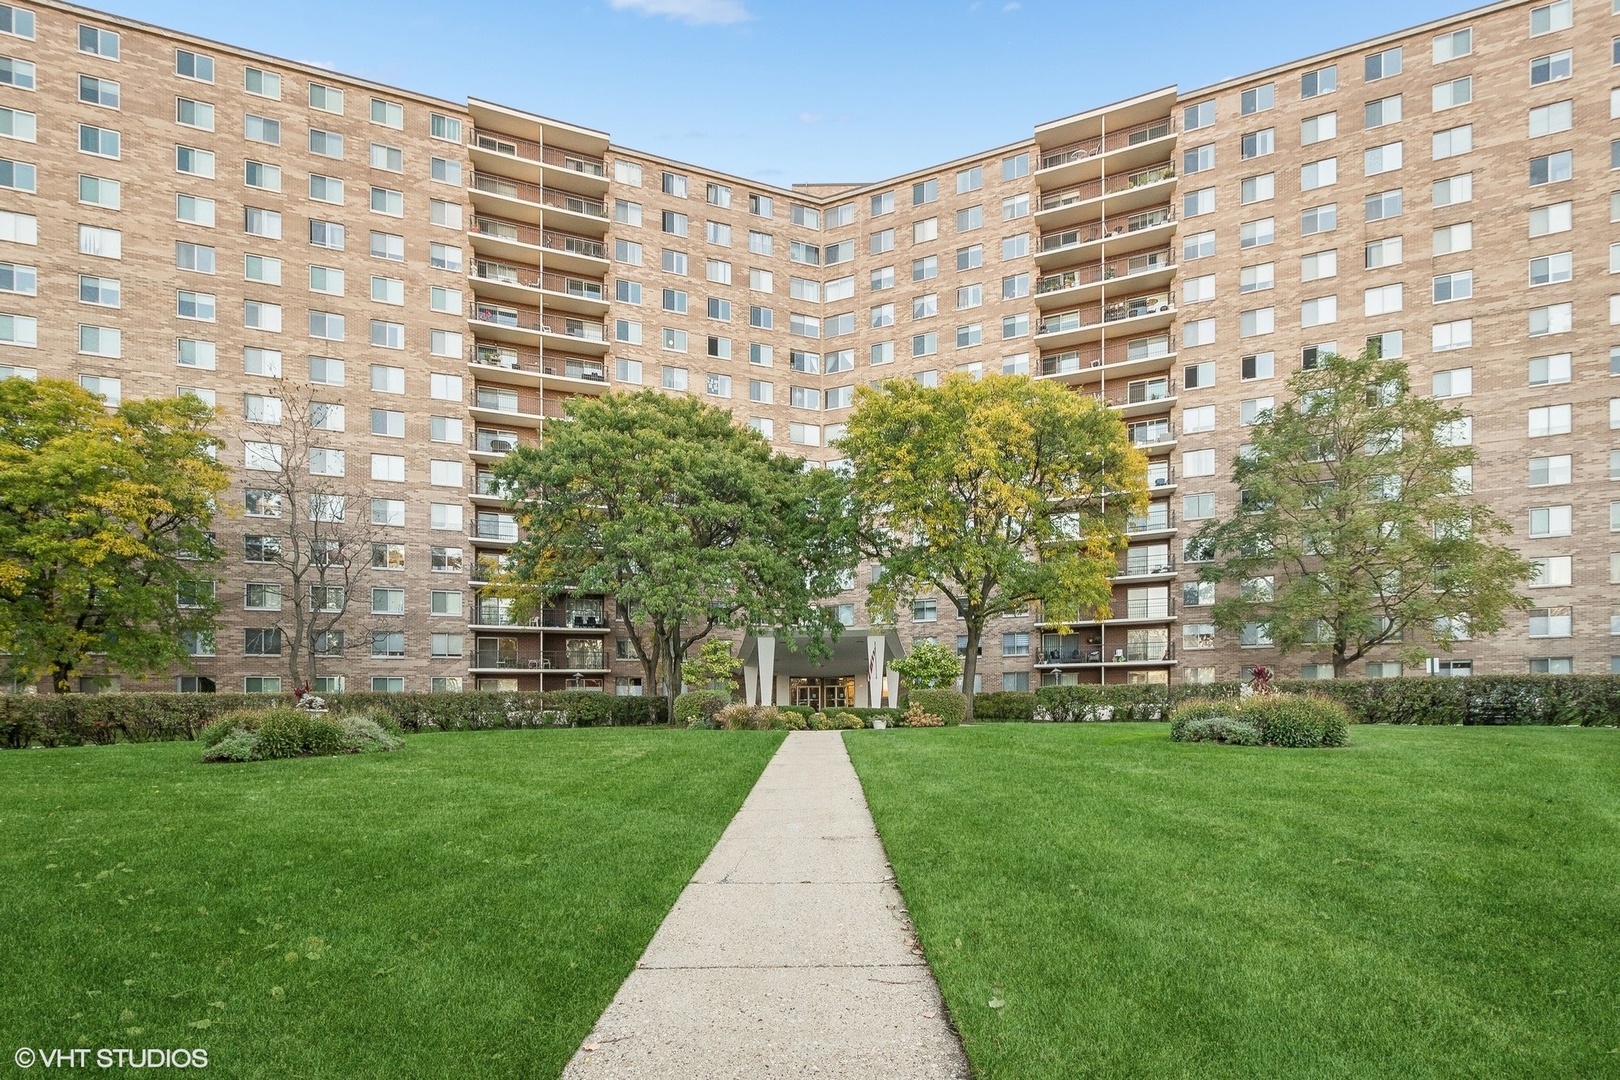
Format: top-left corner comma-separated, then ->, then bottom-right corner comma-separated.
0,690 -> 669,749
967,676 -> 1620,727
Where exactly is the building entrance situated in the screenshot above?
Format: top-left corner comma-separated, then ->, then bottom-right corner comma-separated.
790,677 -> 856,710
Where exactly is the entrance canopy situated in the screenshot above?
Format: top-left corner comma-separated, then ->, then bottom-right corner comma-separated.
736,628 -> 905,708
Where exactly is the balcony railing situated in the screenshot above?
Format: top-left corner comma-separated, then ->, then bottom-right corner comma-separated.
541,272 -> 605,301
1038,640 -> 1175,664
472,129 -> 542,163
1119,597 -> 1176,619
541,144 -> 606,177
1146,465 -> 1176,489
471,171 -> 542,204
542,188 -> 607,218
1126,508 -> 1176,533
474,519 -> 519,542
1093,379 -> 1177,408
542,315 -> 606,342
544,649 -> 607,670
1039,209 -> 1176,253
1122,555 -> 1176,577
472,343 -> 542,373
1036,248 -> 1175,294
471,303 -> 544,332
1038,164 -> 1175,213
1040,338 -> 1174,376
471,261 -> 543,290
475,429 -> 524,454
473,473 -> 513,498
1038,297 -> 1174,336
542,605 -> 608,629
472,214 -> 542,247
1128,422 -> 1176,447
1037,118 -> 1177,171
542,230 -> 606,260
548,356 -> 607,381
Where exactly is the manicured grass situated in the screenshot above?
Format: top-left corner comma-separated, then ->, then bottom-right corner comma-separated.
846,724 -> 1620,1080
0,728 -> 782,1079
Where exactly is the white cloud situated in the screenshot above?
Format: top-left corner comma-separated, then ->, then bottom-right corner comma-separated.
797,111 -> 825,124
1002,1 -> 1021,9
608,0 -> 753,25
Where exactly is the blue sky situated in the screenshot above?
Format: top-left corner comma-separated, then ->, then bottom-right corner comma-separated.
105,0 -> 1470,186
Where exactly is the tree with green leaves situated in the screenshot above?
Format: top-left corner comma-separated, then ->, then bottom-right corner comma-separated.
1194,348 -> 1532,677
889,640 -> 962,690
681,638 -> 742,696
492,390 -> 856,719
0,378 -> 227,692
839,373 -> 1148,721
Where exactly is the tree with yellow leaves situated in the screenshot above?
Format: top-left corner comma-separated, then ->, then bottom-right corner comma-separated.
0,378 -> 227,691
839,374 -> 1147,721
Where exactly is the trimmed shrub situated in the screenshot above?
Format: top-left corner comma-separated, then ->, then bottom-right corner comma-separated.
781,711 -> 808,731
675,690 -> 731,728
972,691 -> 1036,722
1175,717 -> 1263,746
610,695 -> 667,726
807,710 -> 865,730
909,689 -> 967,726
545,690 -> 616,728
1243,695 -> 1351,748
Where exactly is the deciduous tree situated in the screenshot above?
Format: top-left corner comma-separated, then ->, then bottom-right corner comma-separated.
493,391 -> 856,719
0,378 -> 226,691
839,373 -> 1147,720
1194,348 -> 1532,677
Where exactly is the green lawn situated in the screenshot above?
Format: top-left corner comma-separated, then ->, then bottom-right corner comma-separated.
0,728 -> 782,1079
845,723 -> 1620,1080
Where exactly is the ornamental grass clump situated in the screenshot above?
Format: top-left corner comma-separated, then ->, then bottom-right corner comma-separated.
1169,694 -> 1350,748
200,707 -> 402,762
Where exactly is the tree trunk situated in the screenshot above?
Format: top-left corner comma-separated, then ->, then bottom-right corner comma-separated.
1332,641 -> 1350,679
665,633 -> 681,726
961,621 -> 982,723
52,660 -> 73,694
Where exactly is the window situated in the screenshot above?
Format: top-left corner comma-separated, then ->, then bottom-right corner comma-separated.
1529,404 -> 1572,437
1239,174 -> 1275,205
1300,204 -> 1336,236
1300,158 -> 1337,191
1365,46 -> 1402,81
1432,222 -> 1472,256
1239,308 -> 1274,337
370,232 -> 404,261
76,372 -> 119,401
1003,194 -> 1029,220
1183,143 -> 1215,174
1528,353 -> 1571,386
77,326 -> 120,359
1241,84 -> 1275,115
661,171 -> 687,198
1239,218 -> 1274,248
1529,455 -> 1572,487
1433,77 -> 1472,111
1183,405 -> 1215,432
1528,607 -> 1573,638
1184,101 -> 1215,129
956,165 -> 983,194
78,24 -> 119,58
1529,505 -> 1572,538
0,157 -> 36,193
1529,252 -> 1573,287
78,124 -> 119,158
244,114 -> 280,145
244,207 -> 281,239
1301,65 -> 1337,98
1432,272 -> 1471,303
1434,27 -> 1472,62
1528,303 -> 1572,337
1432,367 -> 1472,398
1364,143 -> 1402,176
1241,353 -> 1275,381
1530,51 -> 1573,87
0,6 -> 33,38
1240,128 -> 1275,159
1530,151 -> 1573,187
1529,100 -> 1574,138
1433,125 -> 1472,160
1529,555 -> 1573,586
1183,318 -> 1215,348
1433,319 -> 1472,351
1300,296 -> 1337,327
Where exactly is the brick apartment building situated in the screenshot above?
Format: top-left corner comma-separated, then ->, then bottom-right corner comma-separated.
1,0 -> 1613,700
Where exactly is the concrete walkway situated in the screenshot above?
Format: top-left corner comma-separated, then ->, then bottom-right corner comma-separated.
561,730 -> 971,1079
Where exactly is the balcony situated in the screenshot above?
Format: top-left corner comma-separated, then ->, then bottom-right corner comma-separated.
1035,117 -> 1178,188
1116,555 -> 1176,582
469,171 -> 541,224
471,471 -> 514,506
1034,248 -> 1175,308
468,343 -> 543,389
542,647 -> 609,672
540,229 -> 609,274
541,314 -> 609,354
470,129 -> 543,176
473,514 -> 519,544
1127,420 -> 1176,454
470,301 -> 543,346
1034,295 -> 1175,349
544,356 -> 609,390
1036,641 -> 1177,666
542,187 -> 608,233
1099,378 -> 1177,419
470,389 -> 542,429
469,260 -> 542,306
1039,337 -> 1176,386
472,428 -> 526,463
541,604 -> 611,631
1034,164 -> 1176,230
1125,507 -> 1176,537
540,144 -> 608,192
1035,208 -> 1176,268
470,214 -> 542,260
539,271 -> 608,315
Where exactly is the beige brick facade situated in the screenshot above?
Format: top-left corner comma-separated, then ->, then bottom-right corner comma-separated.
3,0 -> 1614,697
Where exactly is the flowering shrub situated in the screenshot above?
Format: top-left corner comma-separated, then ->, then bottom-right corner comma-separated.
897,702 -> 945,728
199,708 -> 402,762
